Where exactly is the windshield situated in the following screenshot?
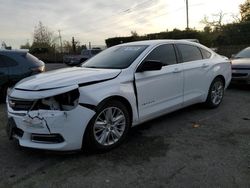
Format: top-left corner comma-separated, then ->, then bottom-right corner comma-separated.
235,47 -> 250,58
82,45 -> 148,69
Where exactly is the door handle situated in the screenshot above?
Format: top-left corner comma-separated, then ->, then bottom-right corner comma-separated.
173,68 -> 182,73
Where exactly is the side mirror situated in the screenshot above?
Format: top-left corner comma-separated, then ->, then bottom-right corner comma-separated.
231,54 -> 235,59
137,60 -> 163,72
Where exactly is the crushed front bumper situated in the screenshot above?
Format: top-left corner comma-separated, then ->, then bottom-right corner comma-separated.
7,104 -> 95,151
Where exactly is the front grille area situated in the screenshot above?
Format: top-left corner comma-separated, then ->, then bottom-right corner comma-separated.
9,98 -> 35,111
8,98 -> 51,111
31,134 -> 64,144
232,73 -> 248,77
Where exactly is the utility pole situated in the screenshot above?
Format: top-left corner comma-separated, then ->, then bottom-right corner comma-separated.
58,30 -> 63,53
186,0 -> 189,30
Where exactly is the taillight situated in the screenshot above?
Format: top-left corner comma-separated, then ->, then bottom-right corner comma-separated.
31,65 -> 45,73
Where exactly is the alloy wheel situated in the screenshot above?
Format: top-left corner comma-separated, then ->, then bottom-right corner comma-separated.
93,107 -> 126,146
211,81 -> 224,105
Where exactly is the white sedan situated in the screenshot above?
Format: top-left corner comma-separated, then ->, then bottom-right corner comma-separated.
6,40 -> 231,151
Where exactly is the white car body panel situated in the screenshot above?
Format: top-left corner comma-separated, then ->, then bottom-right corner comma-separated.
8,105 -> 95,151
6,40 -> 231,151
135,64 -> 183,121
15,67 -> 121,90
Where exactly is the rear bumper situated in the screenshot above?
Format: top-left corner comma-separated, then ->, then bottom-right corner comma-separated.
231,69 -> 250,84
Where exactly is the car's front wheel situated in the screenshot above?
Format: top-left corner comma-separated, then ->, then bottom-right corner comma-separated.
84,100 -> 131,151
205,77 -> 224,108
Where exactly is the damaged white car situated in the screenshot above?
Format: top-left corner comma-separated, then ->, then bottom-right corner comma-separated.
6,40 -> 231,151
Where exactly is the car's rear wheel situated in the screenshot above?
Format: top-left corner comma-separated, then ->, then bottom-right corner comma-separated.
205,77 -> 224,108
84,100 -> 131,152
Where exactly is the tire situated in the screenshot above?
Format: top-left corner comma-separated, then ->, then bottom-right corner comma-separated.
205,77 -> 224,108
83,100 -> 131,152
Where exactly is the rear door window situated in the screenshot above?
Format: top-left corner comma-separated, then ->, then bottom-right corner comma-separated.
177,44 -> 203,62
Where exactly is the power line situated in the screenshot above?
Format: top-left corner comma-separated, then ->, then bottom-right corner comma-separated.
69,3 -> 202,36
61,2 -> 204,42
121,0 -> 157,14
62,0 -> 159,33
63,1 -> 165,36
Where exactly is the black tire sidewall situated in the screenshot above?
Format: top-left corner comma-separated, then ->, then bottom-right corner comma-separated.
206,77 -> 224,108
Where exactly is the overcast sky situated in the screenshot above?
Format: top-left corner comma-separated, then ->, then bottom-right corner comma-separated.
0,0 -> 245,48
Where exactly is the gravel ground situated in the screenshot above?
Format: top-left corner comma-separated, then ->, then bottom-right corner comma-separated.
0,64 -> 250,188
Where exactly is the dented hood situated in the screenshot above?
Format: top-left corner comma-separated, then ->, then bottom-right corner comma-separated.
15,67 -> 121,91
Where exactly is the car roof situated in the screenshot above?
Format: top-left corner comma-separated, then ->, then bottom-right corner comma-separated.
0,49 -> 28,55
242,47 -> 250,50
179,39 -> 199,43
118,39 -> 214,53
118,39 -> 201,47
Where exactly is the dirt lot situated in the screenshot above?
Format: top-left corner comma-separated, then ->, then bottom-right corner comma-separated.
0,64 -> 250,187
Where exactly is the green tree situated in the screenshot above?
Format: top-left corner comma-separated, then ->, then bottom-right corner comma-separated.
203,26 -> 212,33
240,0 -> 250,22
201,11 -> 226,31
33,21 -> 53,45
20,41 -> 31,49
63,40 -> 72,53
1,42 -> 11,49
131,30 -> 139,37
31,21 -> 53,53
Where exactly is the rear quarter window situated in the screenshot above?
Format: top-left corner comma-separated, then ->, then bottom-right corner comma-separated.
177,44 -> 203,62
200,48 -> 212,59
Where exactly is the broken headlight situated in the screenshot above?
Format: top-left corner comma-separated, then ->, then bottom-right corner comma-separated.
35,89 -> 80,111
